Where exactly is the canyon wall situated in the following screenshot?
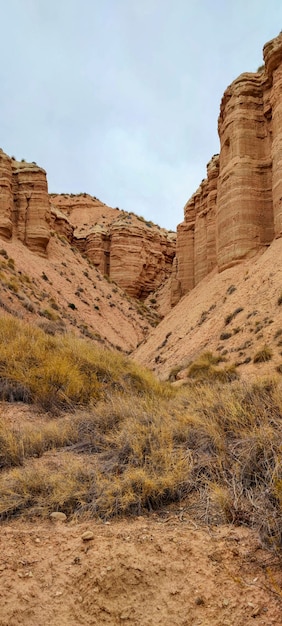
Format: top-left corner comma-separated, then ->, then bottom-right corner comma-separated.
0,151 -> 50,255
0,158 -> 175,299
172,32 -> 282,305
51,194 -> 176,299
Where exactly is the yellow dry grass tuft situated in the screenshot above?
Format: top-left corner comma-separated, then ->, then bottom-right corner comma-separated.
0,316 -> 171,411
186,351 -> 238,382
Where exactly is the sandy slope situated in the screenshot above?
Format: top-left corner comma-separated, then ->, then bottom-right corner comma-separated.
0,515 -> 281,626
134,239 -> 282,381
0,234 -> 155,353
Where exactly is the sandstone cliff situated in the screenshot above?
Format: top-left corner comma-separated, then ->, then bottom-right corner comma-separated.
0,153 -> 176,300
0,151 -> 50,255
51,194 -> 176,300
172,32 -> 282,305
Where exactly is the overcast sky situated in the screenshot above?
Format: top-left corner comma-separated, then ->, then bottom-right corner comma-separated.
1,1 -> 282,230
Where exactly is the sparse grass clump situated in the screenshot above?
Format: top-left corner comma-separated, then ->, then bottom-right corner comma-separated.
224,307 -> 243,326
186,352 -> 238,383
219,332 -> 232,341
253,345 -> 273,363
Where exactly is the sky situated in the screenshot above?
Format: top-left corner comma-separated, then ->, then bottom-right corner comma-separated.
1,1 -> 282,230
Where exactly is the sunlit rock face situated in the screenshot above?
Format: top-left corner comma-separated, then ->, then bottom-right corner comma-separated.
0,151 -> 51,255
172,32 -> 282,305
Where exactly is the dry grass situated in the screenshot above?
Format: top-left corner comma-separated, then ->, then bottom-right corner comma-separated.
253,345 -> 273,363
0,317 -> 282,548
186,351 -> 238,382
0,316 -> 169,411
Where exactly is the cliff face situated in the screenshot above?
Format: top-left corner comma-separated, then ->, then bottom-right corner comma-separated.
0,151 -> 51,255
0,159 -> 175,299
172,32 -> 282,305
51,194 -> 176,300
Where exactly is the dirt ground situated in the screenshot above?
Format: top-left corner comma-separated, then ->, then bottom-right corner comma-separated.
0,513 -> 281,626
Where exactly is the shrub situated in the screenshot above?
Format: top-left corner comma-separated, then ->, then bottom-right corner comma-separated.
278,294 -> 282,306
68,302 -> 77,310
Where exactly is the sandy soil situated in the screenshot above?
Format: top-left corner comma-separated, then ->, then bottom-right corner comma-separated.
134,238 -> 282,381
0,514 -> 281,626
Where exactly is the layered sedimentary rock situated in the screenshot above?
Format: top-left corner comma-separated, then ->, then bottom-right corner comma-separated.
171,155 -> 219,305
0,150 -> 13,240
172,32 -> 282,305
12,161 -> 51,254
50,205 -> 74,241
217,73 -> 273,271
0,151 -> 51,255
109,218 -> 175,299
51,194 -> 176,299
264,35 -> 282,238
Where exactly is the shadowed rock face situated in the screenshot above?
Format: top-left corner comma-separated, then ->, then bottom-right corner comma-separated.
172,32 -> 282,305
0,152 -> 51,255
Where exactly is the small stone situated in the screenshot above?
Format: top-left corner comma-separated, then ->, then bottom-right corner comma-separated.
73,556 -> 81,565
50,512 -> 67,522
35,538 -> 40,543
195,596 -> 205,606
222,598 -> 229,607
81,531 -> 94,541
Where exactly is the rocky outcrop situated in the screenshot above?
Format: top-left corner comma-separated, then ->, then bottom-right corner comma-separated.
217,73 -> 273,271
0,151 -> 51,255
109,217 -> 175,299
50,205 -> 74,241
171,155 -> 219,305
0,150 -> 13,240
172,32 -> 282,305
51,194 -> 176,300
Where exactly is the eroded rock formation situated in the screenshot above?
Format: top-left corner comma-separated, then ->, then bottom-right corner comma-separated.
172,32 -> 282,305
0,151 -> 51,255
51,194 -> 176,299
